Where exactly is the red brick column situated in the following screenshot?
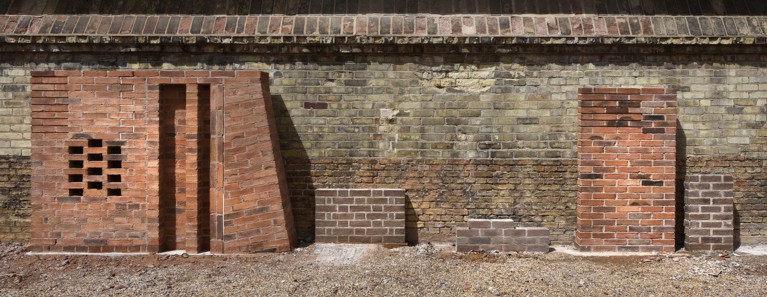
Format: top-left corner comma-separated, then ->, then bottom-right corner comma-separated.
577,87 -> 676,253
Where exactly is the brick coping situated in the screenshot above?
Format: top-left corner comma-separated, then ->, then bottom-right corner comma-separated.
1,14 -> 766,45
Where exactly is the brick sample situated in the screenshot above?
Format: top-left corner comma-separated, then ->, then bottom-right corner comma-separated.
315,189 -> 405,244
0,156 -> 30,243
30,70 -> 295,253
684,174 -> 734,251
456,219 -> 550,253
577,87 -> 677,253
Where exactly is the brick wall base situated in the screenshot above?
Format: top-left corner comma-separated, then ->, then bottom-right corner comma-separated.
456,219 -> 550,253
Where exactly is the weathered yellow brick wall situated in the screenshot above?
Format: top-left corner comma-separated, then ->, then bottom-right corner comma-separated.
0,45 -> 766,244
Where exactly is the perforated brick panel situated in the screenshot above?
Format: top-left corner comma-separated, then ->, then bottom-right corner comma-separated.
684,174 -> 734,251
315,188 -> 405,244
577,87 -> 677,253
456,219 -> 550,253
30,70 -> 294,253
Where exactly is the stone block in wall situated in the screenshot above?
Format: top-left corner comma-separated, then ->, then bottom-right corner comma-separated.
684,174 -> 734,251
315,188 -> 405,245
456,219 -> 550,253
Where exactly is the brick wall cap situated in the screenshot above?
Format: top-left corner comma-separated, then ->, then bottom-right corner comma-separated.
1,15 -> 766,46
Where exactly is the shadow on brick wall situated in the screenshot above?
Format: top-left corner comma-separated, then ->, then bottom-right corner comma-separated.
405,195 -> 418,245
272,94 -> 315,245
675,120 -> 686,250
734,203 -> 741,249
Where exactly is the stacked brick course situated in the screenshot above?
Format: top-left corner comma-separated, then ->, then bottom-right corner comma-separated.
2,12 -> 767,47
30,70 -> 294,253
315,188 -> 405,244
684,174 -> 734,251
456,219 -> 550,253
577,87 -> 677,253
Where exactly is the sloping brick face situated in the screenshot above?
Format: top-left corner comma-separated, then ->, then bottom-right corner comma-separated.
30,70 -> 294,253
577,87 -> 677,253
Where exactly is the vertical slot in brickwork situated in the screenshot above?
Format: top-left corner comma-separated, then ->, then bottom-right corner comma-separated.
577,87 -> 677,253
196,84 -> 211,252
159,84 -> 187,252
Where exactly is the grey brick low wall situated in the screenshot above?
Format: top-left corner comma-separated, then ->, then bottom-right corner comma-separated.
684,174 -> 735,251
456,219 -> 550,253
315,188 -> 405,244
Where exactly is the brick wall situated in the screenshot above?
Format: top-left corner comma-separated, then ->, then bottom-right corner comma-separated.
685,157 -> 766,245
0,46 -> 766,245
456,219 -> 550,253
0,155 -> 29,242
315,188 -> 405,244
577,87 -> 677,253
684,174 -> 734,251
30,70 -> 294,253
291,159 -> 576,244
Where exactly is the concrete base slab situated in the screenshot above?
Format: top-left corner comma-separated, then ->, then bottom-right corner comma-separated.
27,252 -> 150,256
552,245 -> 659,257
314,243 -> 380,266
735,245 -> 767,256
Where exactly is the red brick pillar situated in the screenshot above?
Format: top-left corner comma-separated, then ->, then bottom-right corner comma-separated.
577,87 -> 677,253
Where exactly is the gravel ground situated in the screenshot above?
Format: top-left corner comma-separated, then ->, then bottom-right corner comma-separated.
1,242 -> 766,296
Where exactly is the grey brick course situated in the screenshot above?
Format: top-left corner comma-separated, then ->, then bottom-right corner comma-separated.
456,219 -> 550,253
